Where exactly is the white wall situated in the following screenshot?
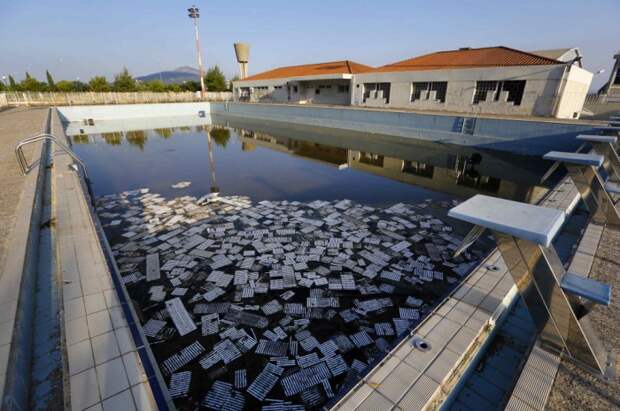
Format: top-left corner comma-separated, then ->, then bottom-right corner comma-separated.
351,65 -> 573,117
233,77 -> 352,105
57,102 -> 212,122
554,66 -> 593,119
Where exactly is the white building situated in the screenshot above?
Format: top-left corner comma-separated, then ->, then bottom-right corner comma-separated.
233,46 -> 592,119
232,60 -> 370,106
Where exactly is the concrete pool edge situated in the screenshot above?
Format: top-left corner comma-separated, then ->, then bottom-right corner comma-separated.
50,108 -> 174,410
57,102 -> 607,156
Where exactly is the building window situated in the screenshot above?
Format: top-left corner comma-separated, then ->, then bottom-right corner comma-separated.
358,152 -> 384,167
411,82 -> 447,103
363,83 -> 391,104
458,175 -> 501,193
502,81 -> 526,105
472,81 -> 498,104
318,85 -> 332,89
274,85 -> 282,89
402,161 -> 434,178
473,80 -> 526,106
254,86 -> 268,90
338,85 -> 350,93
293,86 -> 298,93
239,87 -> 251,101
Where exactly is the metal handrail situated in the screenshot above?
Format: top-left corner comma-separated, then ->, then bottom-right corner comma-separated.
15,133 -> 89,179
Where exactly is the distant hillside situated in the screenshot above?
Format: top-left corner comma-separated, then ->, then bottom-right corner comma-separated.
136,66 -> 201,84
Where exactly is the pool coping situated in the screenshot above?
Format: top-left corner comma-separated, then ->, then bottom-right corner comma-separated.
51,108 -> 174,410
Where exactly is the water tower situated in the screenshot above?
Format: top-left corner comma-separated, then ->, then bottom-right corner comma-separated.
234,43 -> 250,79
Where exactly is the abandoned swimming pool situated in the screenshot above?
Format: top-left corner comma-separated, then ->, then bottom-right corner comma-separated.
67,118 -> 558,410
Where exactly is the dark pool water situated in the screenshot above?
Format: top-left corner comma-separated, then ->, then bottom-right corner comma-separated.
69,116 -> 554,208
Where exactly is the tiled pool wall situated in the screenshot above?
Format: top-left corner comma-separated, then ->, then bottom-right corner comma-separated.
58,102 -> 602,155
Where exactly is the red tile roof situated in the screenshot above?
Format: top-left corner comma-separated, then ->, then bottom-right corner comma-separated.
369,46 -> 562,73
238,60 -> 372,82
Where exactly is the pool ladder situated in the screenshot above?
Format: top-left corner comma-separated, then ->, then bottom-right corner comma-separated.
15,133 -> 95,202
15,133 -> 89,178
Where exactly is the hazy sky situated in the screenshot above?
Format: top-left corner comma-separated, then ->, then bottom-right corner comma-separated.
1,0 -> 617,90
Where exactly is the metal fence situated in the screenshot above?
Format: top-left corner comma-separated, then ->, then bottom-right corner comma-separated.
583,93 -> 620,119
0,91 -> 232,107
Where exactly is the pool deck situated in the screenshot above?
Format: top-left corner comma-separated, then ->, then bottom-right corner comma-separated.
0,107 -> 47,272
0,107 -> 48,407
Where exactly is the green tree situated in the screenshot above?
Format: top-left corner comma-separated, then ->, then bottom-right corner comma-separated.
113,67 -> 136,92
89,76 -> 110,92
8,75 -> 16,90
46,70 -> 55,90
73,81 -> 89,92
145,80 -> 166,92
204,65 -> 227,92
20,73 -> 46,91
180,81 -> 201,92
166,83 -> 182,92
55,80 -> 75,92
0,81 -> 5,92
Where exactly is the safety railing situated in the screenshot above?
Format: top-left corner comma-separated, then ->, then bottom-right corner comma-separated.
15,133 -> 89,179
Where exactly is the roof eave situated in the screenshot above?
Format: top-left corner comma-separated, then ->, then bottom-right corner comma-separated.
234,73 -> 353,85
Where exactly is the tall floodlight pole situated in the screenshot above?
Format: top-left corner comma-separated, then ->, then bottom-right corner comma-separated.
206,128 -> 219,193
188,5 -> 206,99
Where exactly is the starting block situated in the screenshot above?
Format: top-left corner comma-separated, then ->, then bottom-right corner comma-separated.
544,151 -> 620,226
449,194 -> 611,373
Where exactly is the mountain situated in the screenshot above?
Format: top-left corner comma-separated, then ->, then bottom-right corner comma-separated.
136,66 -> 201,84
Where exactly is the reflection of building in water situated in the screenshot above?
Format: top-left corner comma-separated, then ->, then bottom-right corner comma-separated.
235,125 -> 547,202
238,129 -> 349,169
348,150 -> 545,202
231,126 -> 546,202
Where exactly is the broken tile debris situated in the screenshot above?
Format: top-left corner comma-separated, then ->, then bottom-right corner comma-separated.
96,189 -> 484,409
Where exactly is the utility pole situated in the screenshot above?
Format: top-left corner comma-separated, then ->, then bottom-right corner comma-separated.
188,5 -> 206,99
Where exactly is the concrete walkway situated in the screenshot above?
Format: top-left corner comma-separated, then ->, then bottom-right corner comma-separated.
0,107 -> 47,271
